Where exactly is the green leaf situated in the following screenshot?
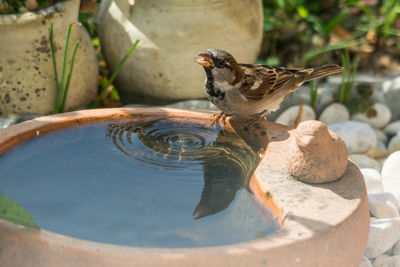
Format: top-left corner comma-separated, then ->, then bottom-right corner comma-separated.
91,39 -> 140,108
297,5 -> 308,18
265,56 -> 279,66
0,192 -> 39,229
383,4 -> 400,38
92,37 -> 100,47
110,87 -> 120,101
60,41 -> 80,113
323,11 -> 349,36
300,39 -> 362,65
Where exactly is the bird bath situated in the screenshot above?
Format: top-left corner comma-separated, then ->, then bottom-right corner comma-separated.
0,107 -> 369,266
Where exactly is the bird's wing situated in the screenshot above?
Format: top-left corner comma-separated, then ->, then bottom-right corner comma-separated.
239,64 -> 298,100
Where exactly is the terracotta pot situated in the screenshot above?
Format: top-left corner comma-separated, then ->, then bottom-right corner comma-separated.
0,108 -> 369,266
0,0 -> 98,116
97,0 -> 263,104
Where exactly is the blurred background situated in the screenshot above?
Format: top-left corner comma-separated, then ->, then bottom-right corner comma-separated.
79,0 -> 400,106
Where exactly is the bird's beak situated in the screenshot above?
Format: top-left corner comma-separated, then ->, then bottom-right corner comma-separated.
196,53 -> 214,68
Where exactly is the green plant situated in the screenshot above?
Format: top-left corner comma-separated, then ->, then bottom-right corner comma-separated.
309,80 -> 318,110
0,192 -> 39,229
261,0 -> 400,70
337,49 -> 359,104
349,0 -> 400,41
90,40 -> 140,108
49,22 -> 80,114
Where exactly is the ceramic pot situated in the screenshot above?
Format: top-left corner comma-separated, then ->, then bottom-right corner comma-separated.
97,0 -> 263,104
0,0 -> 98,116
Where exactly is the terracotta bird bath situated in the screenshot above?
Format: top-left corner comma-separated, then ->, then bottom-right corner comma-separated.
0,107 -> 369,266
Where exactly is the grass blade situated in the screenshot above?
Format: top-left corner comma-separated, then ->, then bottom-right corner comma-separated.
323,11 -> 348,36
309,80 -> 318,110
49,22 -> 61,114
91,39 -> 140,108
60,41 -> 80,112
60,24 -> 73,97
300,39 -> 362,65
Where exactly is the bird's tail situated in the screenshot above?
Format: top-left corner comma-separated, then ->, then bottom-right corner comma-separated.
299,64 -> 343,82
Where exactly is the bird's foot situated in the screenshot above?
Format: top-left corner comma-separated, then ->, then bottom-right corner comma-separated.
259,109 -> 269,119
210,112 -> 227,126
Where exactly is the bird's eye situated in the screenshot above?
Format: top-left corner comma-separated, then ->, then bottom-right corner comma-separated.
214,58 -> 225,68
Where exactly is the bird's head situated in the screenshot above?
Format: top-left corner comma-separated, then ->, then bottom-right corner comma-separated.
196,48 -> 237,69
196,48 -> 242,86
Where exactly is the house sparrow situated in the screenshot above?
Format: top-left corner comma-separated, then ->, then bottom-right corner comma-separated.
196,48 -> 343,125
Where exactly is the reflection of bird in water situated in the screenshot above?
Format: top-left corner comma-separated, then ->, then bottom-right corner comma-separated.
192,156 -> 248,219
107,117 -> 262,220
192,129 -> 260,219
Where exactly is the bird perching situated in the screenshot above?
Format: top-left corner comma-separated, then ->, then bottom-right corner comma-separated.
196,48 -> 343,126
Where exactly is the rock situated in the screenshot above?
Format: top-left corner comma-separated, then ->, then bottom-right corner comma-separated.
388,135 -> 400,153
360,256 -> 373,267
97,0 -> 263,103
375,129 -> 389,143
383,77 -> 400,120
392,240 -> 400,256
382,152 -> 400,201
0,115 -> 39,129
288,120 -> 348,183
366,145 -> 391,161
372,255 -> 400,267
350,155 -> 381,170
385,121 -> 400,136
0,117 -> 18,129
267,83 -> 335,121
378,158 -> 387,171
328,121 -> 377,154
361,168 -> 384,194
366,218 -> 400,259
318,103 -> 350,124
352,103 -> 392,129
369,192 -> 400,219
275,105 -> 316,128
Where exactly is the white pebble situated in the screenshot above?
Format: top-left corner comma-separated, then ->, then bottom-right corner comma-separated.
388,135 -> 400,153
385,121 -> 400,136
318,103 -> 350,124
352,103 -> 392,129
382,152 -> 400,202
369,192 -> 400,219
361,168 -> 384,194
372,255 -> 400,267
382,77 -> 400,122
351,155 -> 381,170
275,105 -> 315,128
366,218 -> 400,259
378,158 -> 387,171
375,129 -> 389,143
328,121 -> 377,154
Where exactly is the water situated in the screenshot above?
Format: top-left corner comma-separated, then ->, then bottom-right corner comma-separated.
0,116 -> 280,248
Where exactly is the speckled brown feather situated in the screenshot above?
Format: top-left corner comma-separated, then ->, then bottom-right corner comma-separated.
238,64 -> 343,101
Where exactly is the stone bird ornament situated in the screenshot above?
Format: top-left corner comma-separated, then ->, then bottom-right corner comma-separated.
196,48 -> 343,125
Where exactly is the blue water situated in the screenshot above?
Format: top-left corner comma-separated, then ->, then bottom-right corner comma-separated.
0,117 -> 279,247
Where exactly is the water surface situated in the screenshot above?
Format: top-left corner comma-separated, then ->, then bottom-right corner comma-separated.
0,117 -> 279,247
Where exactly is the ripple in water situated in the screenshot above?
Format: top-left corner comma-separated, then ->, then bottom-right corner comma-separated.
107,118 -> 251,172
0,116 -> 280,247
